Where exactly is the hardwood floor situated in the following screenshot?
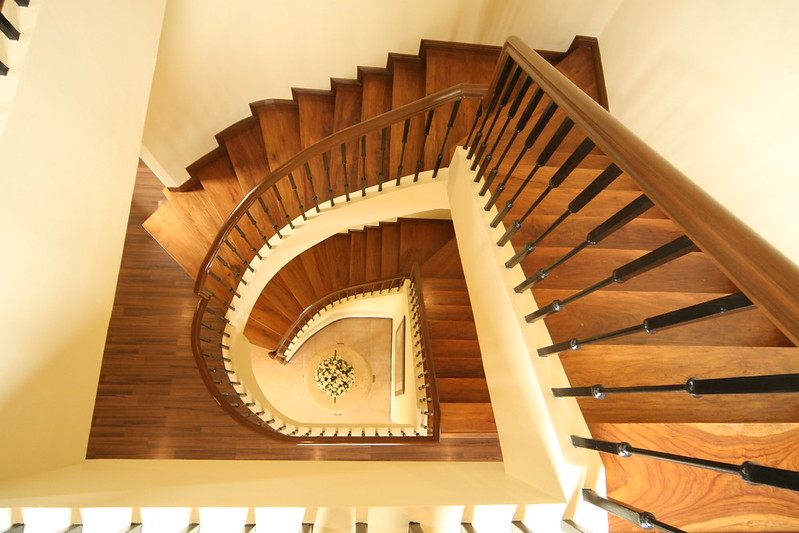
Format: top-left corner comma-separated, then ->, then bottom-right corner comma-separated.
86,160 -> 502,461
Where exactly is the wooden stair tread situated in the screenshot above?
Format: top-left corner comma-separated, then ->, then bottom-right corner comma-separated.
433,357 -> 485,378
430,338 -> 482,359
389,54 -> 426,180
424,304 -> 476,322
533,289 -> 793,347
511,214 -> 683,253
359,67 -> 392,189
188,149 -> 244,222
428,319 -> 478,340
437,377 -> 491,403
555,45 -> 602,108
324,233 -> 351,289
440,403 -> 496,434
364,226 -> 382,280
348,229 -> 367,285
243,320 -> 280,351
524,248 -> 738,294
332,78 -> 363,132
217,117 -> 271,193
252,100 -> 302,170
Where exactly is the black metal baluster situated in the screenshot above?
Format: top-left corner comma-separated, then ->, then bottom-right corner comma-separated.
258,197 -> 283,239
463,104 -> 483,150
574,437 -> 799,493
476,76 -> 533,181
510,194 -> 654,277
498,138 -> 597,245
360,135 -> 368,195
488,117 -> 576,225
538,292 -> 753,356
433,100 -> 462,178
272,184 -> 294,229
202,289 -> 236,311
208,270 -> 241,298
215,256 -> 247,285
244,211 -> 271,249
582,489 -> 686,533
223,239 -> 255,272
472,66 -> 523,169
0,12 -> 21,41
527,236 -> 698,322
484,101 -> 562,211
414,110 -> 435,182
322,151 -> 335,207
396,118 -> 411,185
205,305 -> 232,323
287,172 -> 306,221
467,57 -> 514,159
553,373 -> 799,399
340,142 -> 351,202
478,87 -> 544,189
234,224 -> 263,260
303,162 -> 320,213
378,127 -> 388,191
560,520 -> 589,533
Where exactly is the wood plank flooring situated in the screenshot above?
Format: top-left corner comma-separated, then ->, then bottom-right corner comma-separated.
86,161 -> 502,461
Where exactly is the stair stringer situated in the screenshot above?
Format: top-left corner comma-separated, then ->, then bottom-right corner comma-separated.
446,152 -> 607,532
222,172 -> 450,433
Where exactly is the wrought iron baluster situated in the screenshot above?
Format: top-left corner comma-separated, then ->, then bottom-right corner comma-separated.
202,289 -> 236,311
396,118 -> 411,185
467,57 -> 514,159
223,239 -> 254,272
378,127 -> 388,191
473,66 -> 523,168
484,101 -> 561,211
538,292 -> 753,356
272,184 -> 294,229
433,100 -> 462,178
244,210 -> 271,249
476,76 -> 533,181
215,256 -> 247,285
234,224 -> 263,260
322,151 -> 335,207
553,373 -> 799,399
340,142 -> 351,201
582,489 -> 686,533
498,138 -> 597,244
414,110 -> 435,181
208,270 -> 242,298
360,135 -> 368,195
574,437 -> 799,493
510,194 -> 654,276
527,236 -> 697,322
287,172 -> 306,221
303,162 -> 320,213
258,197 -> 283,238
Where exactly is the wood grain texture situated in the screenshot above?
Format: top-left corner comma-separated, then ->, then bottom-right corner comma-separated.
89,162 -> 501,461
398,218 -> 455,273
588,423 -> 799,532
379,221 -> 401,278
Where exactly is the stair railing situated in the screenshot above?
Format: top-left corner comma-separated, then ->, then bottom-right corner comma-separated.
0,0 -> 28,75
193,266 -> 439,442
270,274 -> 409,362
190,84 -> 486,440
462,36 -> 799,527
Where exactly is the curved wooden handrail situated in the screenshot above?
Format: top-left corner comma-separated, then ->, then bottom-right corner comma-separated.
271,274 -> 409,359
501,36 -> 799,345
194,83 -> 488,294
191,295 -> 438,443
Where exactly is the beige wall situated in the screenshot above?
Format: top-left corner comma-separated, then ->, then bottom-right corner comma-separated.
141,0 -> 489,187
598,0 -> 799,266
0,0 -> 166,480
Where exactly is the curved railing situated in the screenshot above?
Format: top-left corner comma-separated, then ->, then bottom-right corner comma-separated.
192,265 -> 439,442
190,84 -> 485,442
462,36 -> 799,528
270,275 -> 409,362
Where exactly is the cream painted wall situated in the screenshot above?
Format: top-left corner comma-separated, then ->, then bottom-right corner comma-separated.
0,0 -> 166,479
141,0 -> 489,187
474,0 -> 623,51
598,1 -> 799,266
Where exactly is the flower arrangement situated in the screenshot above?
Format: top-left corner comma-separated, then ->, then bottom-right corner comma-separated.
314,352 -> 355,398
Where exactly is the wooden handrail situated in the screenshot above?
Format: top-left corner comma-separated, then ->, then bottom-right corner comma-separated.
194,83 -> 488,294
501,35 -> 799,345
271,274 -> 409,358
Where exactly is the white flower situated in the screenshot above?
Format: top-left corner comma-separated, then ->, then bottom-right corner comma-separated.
314,353 -> 355,397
